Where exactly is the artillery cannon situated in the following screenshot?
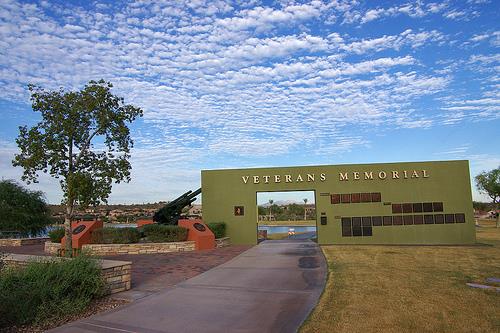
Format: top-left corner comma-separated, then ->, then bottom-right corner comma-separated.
153,188 -> 202,225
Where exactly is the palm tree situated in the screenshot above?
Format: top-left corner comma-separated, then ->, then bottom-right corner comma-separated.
269,199 -> 274,221
303,198 -> 308,220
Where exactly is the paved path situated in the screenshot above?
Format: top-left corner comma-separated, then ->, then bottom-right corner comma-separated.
50,240 -> 327,333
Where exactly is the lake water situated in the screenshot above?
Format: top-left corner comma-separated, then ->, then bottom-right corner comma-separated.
258,226 -> 316,234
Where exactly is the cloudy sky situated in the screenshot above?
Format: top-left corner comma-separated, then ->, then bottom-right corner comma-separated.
0,0 -> 498,204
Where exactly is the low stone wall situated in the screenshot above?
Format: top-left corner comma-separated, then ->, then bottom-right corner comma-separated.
82,241 -> 196,256
44,241 -> 61,254
215,237 -> 231,248
2,254 -> 131,295
0,237 -> 49,247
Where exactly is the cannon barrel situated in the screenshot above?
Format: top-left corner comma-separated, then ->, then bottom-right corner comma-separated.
153,188 -> 202,225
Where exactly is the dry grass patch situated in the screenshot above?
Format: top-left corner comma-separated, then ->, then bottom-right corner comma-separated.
301,220 -> 500,333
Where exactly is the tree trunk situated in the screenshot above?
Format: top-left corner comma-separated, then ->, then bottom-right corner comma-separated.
64,205 -> 73,256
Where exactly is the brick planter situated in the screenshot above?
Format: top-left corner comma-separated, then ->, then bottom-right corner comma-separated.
82,241 -> 196,256
1,254 -> 131,295
0,237 -> 49,247
215,237 -> 231,248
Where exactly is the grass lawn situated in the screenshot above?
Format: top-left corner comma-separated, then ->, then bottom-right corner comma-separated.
301,219 -> 500,333
258,220 -> 316,226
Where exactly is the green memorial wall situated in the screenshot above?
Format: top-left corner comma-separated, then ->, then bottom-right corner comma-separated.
201,160 -> 475,245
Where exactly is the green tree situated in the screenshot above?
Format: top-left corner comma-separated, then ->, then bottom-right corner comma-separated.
0,180 -> 52,237
475,166 -> 500,227
12,80 -> 143,253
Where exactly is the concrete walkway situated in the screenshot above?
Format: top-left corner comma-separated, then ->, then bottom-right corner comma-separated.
50,240 -> 327,333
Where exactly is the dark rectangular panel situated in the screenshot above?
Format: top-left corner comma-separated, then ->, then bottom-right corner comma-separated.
341,194 -> 351,203
402,203 -> 413,213
433,202 -> 443,212
351,193 -> 361,203
362,216 -> 372,226
320,216 -> 327,225
413,203 -> 423,213
383,216 -> 392,226
424,215 -> 434,224
414,215 -> 424,224
434,214 -> 444,224
372,216 -> 382,226
445,214 -> 455,223
371,192 -> 381,202
423,202 -> 433,212
341,218 -> 352,237
360,193 -> 372,202
393,216 -> 403,225
392,204 -> 402,214
362,226 -> 372,236
352,217 -> 361,227
342,226 -> 352,237
331,194 -> 340,204
352,226 -> 362,236
455,213 -> 465,223
341,217 -> 351,228
403,215 -> 413,225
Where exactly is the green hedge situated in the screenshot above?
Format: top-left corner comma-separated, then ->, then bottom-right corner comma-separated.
48,228 -> 65,243
91,227 -> 140,244
0,255 -> 104,328
143,224 -> 188,242
207,222 -> 226,238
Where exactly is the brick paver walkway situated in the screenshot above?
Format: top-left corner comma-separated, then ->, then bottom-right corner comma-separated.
101,245 -> 251,294
1,243 -> 252,300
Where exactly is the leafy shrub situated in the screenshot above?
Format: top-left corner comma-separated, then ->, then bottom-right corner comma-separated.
143,224 -> 188,242
0,255 -> 104,328
48,228 -> 65,243
91,227 -> 140,244
207,222 -> 226,238
0,180 -> 52,237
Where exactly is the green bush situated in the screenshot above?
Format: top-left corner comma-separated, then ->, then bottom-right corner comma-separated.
143,224 -> 188,242
91,227 -> 140,244
48,228 -> 65,243
0,180 -> 52,237
207,222 -> 226,238
0,255 -> 104,328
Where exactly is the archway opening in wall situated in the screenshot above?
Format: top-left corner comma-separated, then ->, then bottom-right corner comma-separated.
256,190 -> 317,242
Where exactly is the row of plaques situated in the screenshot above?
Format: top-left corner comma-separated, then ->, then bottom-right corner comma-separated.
341,213 -> 466,237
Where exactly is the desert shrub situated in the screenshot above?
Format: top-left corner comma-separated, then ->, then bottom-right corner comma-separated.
0,180 -> 52,237
91,227 -> 140,244
143,224 -> 188,242
207,222 -> 226,238
48,228 -> 65,243
0,255 -> 104,328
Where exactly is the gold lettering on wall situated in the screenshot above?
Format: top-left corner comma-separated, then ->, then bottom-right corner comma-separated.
240,169 -> 429,184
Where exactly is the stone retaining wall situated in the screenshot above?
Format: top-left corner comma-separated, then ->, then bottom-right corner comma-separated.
82,241 -> 196,255
215,237 -> 231,248
0,237 -> 49,247
1,254 -> 131,295
44,241 -> 61,254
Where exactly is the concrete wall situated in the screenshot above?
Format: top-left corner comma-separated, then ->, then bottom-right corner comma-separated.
201,160 -> 475,245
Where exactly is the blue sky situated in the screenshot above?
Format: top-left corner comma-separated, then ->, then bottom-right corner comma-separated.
0,0 -> 498,204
